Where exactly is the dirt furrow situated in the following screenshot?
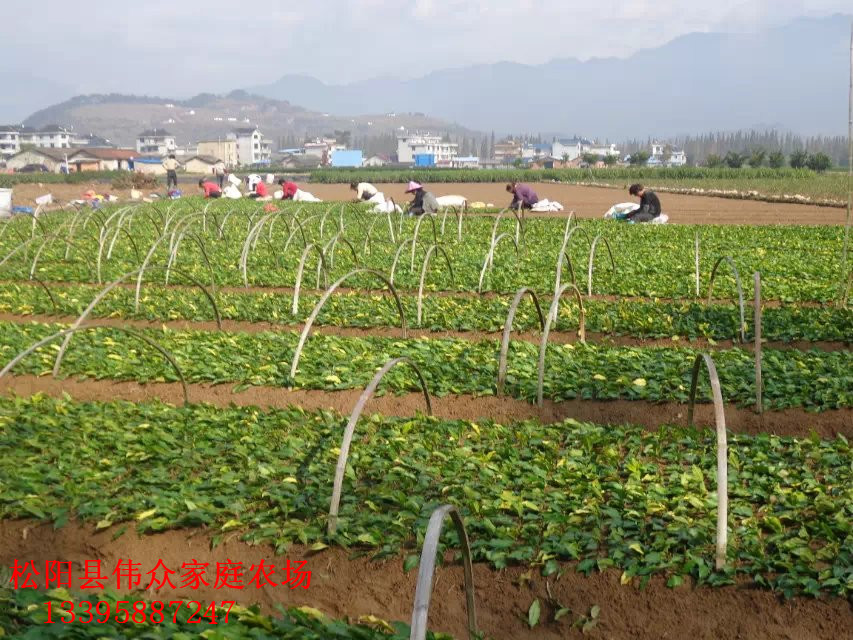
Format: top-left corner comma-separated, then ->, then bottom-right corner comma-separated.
1,374 -> 848,439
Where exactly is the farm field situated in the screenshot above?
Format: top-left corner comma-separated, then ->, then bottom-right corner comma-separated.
306,183 -> 849,225
0,197 -> 850,639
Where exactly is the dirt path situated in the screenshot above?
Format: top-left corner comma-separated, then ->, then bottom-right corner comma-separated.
2,374 -> 849,439
0,520 -> 849,640
6,182 -> 845,225
305,183 -> 847,225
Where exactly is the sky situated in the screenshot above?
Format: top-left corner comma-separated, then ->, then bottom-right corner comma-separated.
1,0 -> 850,99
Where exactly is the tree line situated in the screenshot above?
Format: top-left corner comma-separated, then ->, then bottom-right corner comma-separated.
621,130 -> 848,169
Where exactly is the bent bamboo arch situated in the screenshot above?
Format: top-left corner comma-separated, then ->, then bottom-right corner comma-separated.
497,287 -> 545,397
390,238 -> 415,286
537,284 -> 586,407
707,256 -> 746,343
687,353 -> 729,570
327,357 -> 432,536
291,243 -> 331,315
411,214 -> 439,269
586,234 -> 616,296
553,226 -> 592,315
416,245 -> 454,325
54,267 -> 222,376
410,504 -> 479,640
0,324 -> 189,406
478,233 -> 519,293
289,269 -> 407,380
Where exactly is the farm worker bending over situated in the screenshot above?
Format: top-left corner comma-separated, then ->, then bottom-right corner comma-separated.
507,182 -> 539,210
405,181 -> 439,216
277,179 -> 299,200
351,181 -> 379,201
163,154 -> 179,190
198,179 -> 222,198
627,184 -> 662,222
248,178 -> 268,199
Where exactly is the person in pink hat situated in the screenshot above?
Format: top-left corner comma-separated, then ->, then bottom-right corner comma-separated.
405,181 -> 439,216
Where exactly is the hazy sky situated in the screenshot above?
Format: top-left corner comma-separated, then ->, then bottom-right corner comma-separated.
1,0 -> 850,97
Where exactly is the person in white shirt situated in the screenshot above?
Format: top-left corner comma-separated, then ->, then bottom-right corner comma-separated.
350,181 -> 379,202
162,154 -> 179,190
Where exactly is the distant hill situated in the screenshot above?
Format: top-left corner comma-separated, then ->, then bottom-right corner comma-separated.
23,91 -> 469,148
248,14 -> 852,138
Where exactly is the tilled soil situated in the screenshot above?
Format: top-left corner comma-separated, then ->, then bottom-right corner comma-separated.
2,374 -> 849,439
0,520 -> 849,640
305,183 -> 847,226
7,182 -> 846,225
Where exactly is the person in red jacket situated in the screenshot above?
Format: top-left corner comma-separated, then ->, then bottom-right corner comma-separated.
248,179 -> 268,199
277,179 -> 299,200
198,179 -> 222,198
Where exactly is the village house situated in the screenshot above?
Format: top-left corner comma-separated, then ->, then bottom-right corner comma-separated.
6,147 -> 71,172
136,129 -> 176,155
228,127 -> 271,166
197,139 -> 238,168
66,148 -> 136,172
182,155 -> 220,174
396,132 -> 458,165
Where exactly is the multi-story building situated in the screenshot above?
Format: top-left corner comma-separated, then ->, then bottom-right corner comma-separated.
551,138 -> 591,161
197,139 -> 238,168
521,143 -> 552,160
396,132 -> 458,165
136,129 -> 176,155
227,127 -> 271,166
649,142 -> 687,167
0,125 -> 22,157
26,125 -> 74,149
494,140 -> 522,162
71,132 -> 114,148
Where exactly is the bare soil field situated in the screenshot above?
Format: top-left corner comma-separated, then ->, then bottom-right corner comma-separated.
306,182 -> 848,225
6,181 -> 847,225
2,520 -> 849,640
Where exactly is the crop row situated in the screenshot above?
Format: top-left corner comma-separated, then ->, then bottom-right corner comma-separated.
306,167 -> 850,202
0,321 -> 849,411
1,395 -> 849,597
0,587 -> 432,639
0,281 -> 850,343
1,202 -> 845,302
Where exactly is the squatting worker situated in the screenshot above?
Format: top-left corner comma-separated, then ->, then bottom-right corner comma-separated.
507,182 -> 539,210
278,179 -> 299,200
627,184 -> 662,222
248,177 -> 269,199
350,181 -> 378,201
163,154 -> 179,190
405,181 -> 438,216
198,179 -> 222,198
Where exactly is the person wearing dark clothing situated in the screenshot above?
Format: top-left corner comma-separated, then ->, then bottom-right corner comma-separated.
506,182 -> 539,210
405,181 -> 438,216
627,184 -> 662,222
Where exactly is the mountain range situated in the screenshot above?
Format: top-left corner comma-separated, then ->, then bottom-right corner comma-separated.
248,14 -> 852,139
22,91 -> 467,148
